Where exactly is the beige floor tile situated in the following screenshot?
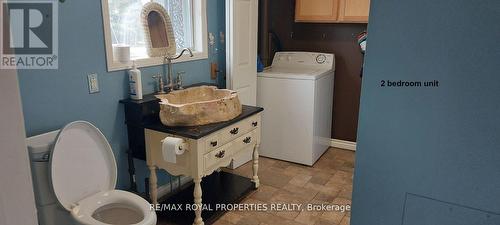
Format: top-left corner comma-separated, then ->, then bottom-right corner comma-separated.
212,218 -> 235,225
337,184 -> 353,200
259,156 -> 278,168
219,211 -> 243,224
272,160 -> 294,169
294,209 -> 322,225
237,215 -> 261,225
326,171 -> 352,187
282,184 -> 318,202
250,185 -> 279,202
270,189 -> 309,204
259,168 -> 293,188
309,172 -> 333,185
274,210 -> 301,220
340,215 -> 350,225
304,181 -> 342,196
315,218 -> 347,225
288,173 -> 312,187
313,192 -> 337,203
331,197 -> 352,206
320,210 -> 346,224
282,164 -> 316,176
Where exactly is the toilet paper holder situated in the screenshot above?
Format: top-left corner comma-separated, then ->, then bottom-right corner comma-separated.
161,137 -> 189,164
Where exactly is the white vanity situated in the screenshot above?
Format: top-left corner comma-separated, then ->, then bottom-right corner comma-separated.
143,105 -> 263,225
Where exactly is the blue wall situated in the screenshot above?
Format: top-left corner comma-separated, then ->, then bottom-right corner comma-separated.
18,0 -> 226,192
351,0 -> 500,224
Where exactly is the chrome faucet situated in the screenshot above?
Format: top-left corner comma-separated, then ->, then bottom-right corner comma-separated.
152,74 -> 165,94
164,48 -> 194,92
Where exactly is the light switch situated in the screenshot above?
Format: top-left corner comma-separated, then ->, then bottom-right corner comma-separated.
87,73 -> 99,94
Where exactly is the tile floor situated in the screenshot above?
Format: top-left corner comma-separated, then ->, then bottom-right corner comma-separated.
157,147 -> 355,225
216,148 -> 355,225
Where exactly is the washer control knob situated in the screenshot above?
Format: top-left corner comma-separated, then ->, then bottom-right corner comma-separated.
316,54 -> 327,64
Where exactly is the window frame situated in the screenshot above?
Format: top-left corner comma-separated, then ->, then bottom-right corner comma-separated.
101,0 -> 208,72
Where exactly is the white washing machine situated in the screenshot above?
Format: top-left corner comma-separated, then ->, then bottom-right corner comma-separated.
257,52 -> 335,166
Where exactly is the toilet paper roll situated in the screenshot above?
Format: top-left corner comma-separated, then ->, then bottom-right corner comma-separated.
161,137 -> 185,163
112,44 -> 130,64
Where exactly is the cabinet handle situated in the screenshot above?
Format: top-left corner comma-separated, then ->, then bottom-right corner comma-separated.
243,137 -> 252,144
215,150 -> 225,158
210,141 -> 218,147
230,127 -> 239,135
252,121 -> 258,127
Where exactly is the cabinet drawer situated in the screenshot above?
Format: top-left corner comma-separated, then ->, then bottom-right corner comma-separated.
204,114 -> 260,153
204,130 -> 257,170
204,142 -> 233,170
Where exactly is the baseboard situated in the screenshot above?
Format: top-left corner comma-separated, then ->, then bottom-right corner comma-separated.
330,139 -> 356,151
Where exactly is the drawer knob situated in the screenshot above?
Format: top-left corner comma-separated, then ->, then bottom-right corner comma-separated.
243,137 -> 252,144
252,121 -> 258,127
215,150 -> 225,158
210,141 -> 218,147
230,127 -> 239,135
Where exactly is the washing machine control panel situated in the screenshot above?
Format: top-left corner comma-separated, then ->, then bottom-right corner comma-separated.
272,52 -> 334,69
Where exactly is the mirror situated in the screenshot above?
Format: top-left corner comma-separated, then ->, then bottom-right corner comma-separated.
141,2 -> 176,57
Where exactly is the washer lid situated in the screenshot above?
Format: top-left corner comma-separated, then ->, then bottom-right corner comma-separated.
50,121 -> 117,211
258,67 -> 333,80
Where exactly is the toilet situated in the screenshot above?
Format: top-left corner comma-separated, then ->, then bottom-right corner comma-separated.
29,121 -> 156,225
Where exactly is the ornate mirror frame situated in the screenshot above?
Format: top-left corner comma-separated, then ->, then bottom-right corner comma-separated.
141,2 -> 177,57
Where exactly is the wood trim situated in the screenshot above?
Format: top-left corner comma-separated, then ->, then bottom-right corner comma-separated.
330,139 -> 356,151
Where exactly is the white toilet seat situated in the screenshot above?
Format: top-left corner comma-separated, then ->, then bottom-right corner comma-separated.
71,190 -> 156,225
49,121 -> 157,225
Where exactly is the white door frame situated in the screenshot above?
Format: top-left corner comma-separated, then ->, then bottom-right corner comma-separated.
225,0 -> 259,106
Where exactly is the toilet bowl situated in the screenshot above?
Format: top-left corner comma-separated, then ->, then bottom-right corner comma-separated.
49,121 -> 156,225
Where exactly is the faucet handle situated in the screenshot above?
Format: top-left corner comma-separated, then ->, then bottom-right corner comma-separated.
176,71 -> 185,89
152,74 -> 166,94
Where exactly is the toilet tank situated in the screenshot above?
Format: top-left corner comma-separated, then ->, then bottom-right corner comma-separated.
27,130 -> 59,206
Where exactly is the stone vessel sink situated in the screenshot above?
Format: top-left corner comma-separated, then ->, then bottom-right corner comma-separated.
156,86 -> 242,126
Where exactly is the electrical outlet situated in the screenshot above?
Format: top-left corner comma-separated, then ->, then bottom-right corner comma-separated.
87,73 -> 99,94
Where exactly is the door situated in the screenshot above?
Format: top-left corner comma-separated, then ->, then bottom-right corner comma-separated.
0,69 -> 38,225
226,0 -> 258,106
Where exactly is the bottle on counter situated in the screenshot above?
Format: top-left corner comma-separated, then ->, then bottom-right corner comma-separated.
128,61 -> 143,100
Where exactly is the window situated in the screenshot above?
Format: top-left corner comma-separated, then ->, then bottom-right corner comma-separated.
102,0 -> 207,71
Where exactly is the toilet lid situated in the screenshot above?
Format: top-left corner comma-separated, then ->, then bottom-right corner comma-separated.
50,121 -> 117,211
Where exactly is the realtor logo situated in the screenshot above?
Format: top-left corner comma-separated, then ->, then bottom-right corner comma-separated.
1,0 -> 58,69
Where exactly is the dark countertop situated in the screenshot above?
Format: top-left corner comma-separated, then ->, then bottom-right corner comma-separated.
143,105 -> 263,139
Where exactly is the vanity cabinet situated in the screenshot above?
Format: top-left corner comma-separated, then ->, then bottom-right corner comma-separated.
295,0 -> 370,23
144,106 -> 263,225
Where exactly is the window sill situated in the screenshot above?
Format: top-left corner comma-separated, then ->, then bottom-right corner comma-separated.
106,51 -> 208,72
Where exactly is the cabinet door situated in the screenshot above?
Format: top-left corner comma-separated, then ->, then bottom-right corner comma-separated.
295,0 -> 339,22
339,0 -> 370,22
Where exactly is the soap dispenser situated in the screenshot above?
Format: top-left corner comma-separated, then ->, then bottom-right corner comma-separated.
128,61 -> 143,100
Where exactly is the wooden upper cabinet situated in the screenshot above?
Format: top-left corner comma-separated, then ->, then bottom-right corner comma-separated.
295,0 -> 340,22
295,0 -> 370,23
339,0 -> 370,22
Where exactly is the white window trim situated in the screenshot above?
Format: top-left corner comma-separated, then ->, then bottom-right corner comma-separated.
101,0 -> 208,72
